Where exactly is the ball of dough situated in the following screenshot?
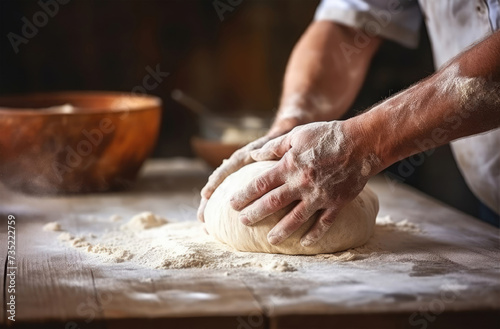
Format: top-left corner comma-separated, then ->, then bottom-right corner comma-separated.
204,161 -> 379,255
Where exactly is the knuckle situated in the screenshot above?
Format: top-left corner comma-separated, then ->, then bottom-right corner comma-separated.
271,146 -> 282,158
253,176 -> 269,193
298,174 -> 311,189
302,165 -> 317,182
317,189 -> 331,203
320,214 -> 336,227
266,193 -> 283,209
282,152 -> 293,168
282,152 -> 299,171
289,209 -> 306,226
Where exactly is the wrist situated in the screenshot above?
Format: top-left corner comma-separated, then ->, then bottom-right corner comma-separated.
342,115 -> 389,177
267,117 -> 304,138
276,92 -> 326,123
269,93 -> 327,138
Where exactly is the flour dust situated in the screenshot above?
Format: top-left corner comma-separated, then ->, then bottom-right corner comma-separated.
48,213 -> 422,272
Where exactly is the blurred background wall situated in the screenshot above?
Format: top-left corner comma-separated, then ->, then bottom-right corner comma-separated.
0,0 -> 482,218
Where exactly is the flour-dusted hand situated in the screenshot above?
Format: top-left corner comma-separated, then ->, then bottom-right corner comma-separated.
230,121 -> 382,247
197,116 -> 304,223
197,136 -> 270,222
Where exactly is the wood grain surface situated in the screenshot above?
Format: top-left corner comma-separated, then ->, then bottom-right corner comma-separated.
0,159 -> 498,329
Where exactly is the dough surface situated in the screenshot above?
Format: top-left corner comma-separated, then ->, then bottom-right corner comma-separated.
204,161 -> 379,255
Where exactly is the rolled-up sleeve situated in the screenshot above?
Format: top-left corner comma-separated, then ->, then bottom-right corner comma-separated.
315,0 -> 422,48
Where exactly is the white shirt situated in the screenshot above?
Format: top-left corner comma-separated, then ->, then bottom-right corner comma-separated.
315,0 -> 500,214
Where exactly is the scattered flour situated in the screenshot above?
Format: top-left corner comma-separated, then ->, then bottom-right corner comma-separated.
43,221 -> 62,231
58,231 -> 132,263
376,215 -> 422,233
263,260 -> 296,272
110,215 -> 122,222
120,211 -> 168,230
315,216 -> 422,262
51,212 -> 421,272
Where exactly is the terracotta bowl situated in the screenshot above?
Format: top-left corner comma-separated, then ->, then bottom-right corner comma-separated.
191,136 -> 242,168
0,91 -> 161,194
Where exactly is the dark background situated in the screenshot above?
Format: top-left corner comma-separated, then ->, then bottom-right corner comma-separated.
0,0 -> 482,218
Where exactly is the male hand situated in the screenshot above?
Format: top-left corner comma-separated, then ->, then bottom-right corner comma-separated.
229,120 -> 380,247
197,136 -> 270,222
197,116 -> 303,223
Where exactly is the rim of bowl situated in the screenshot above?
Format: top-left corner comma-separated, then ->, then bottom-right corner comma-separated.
0,91 -> 162,116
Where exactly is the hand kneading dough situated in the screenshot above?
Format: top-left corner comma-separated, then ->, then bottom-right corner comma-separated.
204,161 -> 379,255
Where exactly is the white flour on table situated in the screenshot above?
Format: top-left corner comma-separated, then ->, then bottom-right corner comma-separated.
43,221 -> 62,231
49,213 -> 421,272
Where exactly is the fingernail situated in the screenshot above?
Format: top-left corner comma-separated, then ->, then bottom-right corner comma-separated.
239,215 -> 250,226
268,235 -> 280,245
229,198 -> 237,208
300,237 -> 315,247
268,231 -> 282,245
229,193 -> 238,204
230,198 -> 242,211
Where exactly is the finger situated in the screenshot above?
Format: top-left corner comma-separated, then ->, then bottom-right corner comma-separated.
250,135 -> 290,161
201,136 -> 271,199
300,207 -> 339,247
238,185 -> 299,226
230,166 -> 285,211
197,197 -> 208,222
267,201 -> 318,245
201,153 -> 248,199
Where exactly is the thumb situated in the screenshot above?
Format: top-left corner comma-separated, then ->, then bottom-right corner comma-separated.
250,135 -> 291,161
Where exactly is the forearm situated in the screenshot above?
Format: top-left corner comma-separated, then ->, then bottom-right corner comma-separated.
352,31 -> 500,173
269,21 -> 382,137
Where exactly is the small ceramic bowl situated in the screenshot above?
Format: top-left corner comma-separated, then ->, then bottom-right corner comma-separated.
191,115 -> 269,168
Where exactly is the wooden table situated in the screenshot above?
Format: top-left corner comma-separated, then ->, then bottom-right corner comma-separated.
0,159 -> 499,329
